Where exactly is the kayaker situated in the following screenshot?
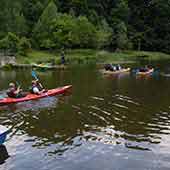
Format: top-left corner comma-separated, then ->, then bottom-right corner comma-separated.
116,64 -> 122,71
104,64 -> 116,71
31,80 -> 46,95
61,49 -> 66,65
7,82 -> 27,98
139,65 -> 149,72
112,65 -> 117,71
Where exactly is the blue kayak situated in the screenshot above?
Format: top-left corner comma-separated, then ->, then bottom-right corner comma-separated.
0,126 -> 9,145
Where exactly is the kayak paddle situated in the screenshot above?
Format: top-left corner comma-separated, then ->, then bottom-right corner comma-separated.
31,70 -> 38,80
16,81 -> 21,90
0,95 -> 4,100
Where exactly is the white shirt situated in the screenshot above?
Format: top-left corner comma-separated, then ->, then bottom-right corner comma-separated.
33,87 -> 40,94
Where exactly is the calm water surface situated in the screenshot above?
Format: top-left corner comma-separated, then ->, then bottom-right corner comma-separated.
1,62 -> 170,170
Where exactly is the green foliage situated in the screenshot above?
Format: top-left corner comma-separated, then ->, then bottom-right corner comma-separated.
75,16 -> 97,48
96,19 -> 112,49
49,14 -> 100,49
0,36 -> 9,51
7,32 -> 20,53
116,21 -> 128,50
111,0 -> 129,24
0,32 -> 20,53
40,39 -> 55,49
51,14 -> 76,48
0,0 -> 170,53
0,32 -> 31,56
33,0 -> 58,48
18,37 -> 31,56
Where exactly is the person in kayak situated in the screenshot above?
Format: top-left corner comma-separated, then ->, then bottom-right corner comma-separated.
104,64 -> 116,71
61,48 -> 66,65
31,80 -> 46,95
116,64 -> 122,71
7,82 -> 27,98
139,65 -> 150,72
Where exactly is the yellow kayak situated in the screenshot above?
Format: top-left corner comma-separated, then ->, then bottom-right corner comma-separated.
102,68 -> 130,75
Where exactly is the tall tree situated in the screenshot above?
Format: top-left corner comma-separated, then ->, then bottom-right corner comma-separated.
33,0 -> 58,48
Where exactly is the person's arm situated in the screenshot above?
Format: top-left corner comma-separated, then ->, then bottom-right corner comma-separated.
15,86 -> 23,93
14,89 -> 21,95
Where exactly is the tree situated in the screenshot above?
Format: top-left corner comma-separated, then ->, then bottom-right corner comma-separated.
96,19 -> 112,49
51,14 -> 99,49
0,0 -> 170,53
0,32 -> 19,54
33,0 -> 58,48
116,21 -> 128,50
18,37 -> 31,56
74,16 -> 97,48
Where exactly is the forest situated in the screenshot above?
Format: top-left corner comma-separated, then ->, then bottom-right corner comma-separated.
0,0 -> 169,56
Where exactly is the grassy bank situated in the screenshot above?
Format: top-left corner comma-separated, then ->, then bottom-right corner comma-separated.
17,49 -> 170,65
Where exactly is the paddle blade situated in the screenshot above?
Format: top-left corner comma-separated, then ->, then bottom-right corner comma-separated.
16,81 -> 20,87
0,96 -> 4,99
31,71 -> 38,80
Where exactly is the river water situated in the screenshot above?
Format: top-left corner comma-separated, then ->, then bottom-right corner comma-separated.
1,62 -> 170,170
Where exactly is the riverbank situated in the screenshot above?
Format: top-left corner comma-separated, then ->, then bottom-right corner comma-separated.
0,49 -> 167,70
16,49 -> 170,66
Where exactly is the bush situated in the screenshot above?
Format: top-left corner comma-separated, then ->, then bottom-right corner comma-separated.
18,37 -> 31,56
0,32 -> 31,56
0,32 -> 19,53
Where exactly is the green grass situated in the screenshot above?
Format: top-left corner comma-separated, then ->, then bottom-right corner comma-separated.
17,50 -> 56,64
17,49 -> 170,65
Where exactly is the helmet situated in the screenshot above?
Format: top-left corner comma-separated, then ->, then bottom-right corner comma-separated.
9,83 -> 15,87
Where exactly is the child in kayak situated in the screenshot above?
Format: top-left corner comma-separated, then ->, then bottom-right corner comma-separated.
7,82 -> 27,98
31,80 -> 46,95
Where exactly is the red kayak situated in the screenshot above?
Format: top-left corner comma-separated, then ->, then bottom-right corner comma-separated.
0,85 -> 72,105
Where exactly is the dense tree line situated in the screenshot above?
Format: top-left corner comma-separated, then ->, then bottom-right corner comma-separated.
0,0 -> 169,55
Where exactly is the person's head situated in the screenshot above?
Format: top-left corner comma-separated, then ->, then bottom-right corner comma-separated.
9,82 -> 16,88
32,80 -> 37,85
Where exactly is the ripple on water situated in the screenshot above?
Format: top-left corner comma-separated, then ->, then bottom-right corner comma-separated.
70,91 -> 170,152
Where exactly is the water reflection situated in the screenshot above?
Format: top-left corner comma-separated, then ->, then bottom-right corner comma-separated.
70,70 -> 170,152
1,65 -> 170,169
1,68 -> 169,155
0,94 -> 71,114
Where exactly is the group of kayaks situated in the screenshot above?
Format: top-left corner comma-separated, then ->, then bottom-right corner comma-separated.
0,64 -> 161,145
102,67 -> 154,76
